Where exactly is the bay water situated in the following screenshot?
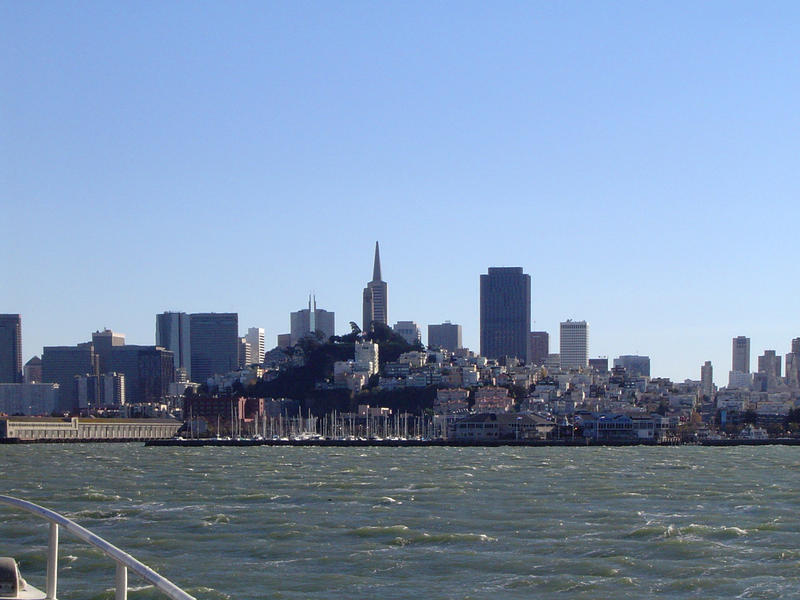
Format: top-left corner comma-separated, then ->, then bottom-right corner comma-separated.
1,444 -> 799,599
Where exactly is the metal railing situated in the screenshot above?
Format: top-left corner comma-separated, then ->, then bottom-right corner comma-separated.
0,495 -> 196,600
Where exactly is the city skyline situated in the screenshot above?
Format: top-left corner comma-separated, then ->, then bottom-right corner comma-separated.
4,3 -> 800,385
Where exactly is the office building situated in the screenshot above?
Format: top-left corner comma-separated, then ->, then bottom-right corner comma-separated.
92,329 -> 125,374
0,314 -> 22,383
428,322 -> 462,352
24,356 -> 42,383
589,357 -> 609,373
156,312 -> 192,378
109,345 -> 174,404
701,361 -> 714,398
363,241 -> 388,332
291,296 -> 335,345
0,383 -> 60,416
277,333 -> 292,347
613,355 -> 651,377
480,267 -> 531,362
42,343 -> 99,412
529,331 -> 549,366
245,327 -> 265,364
732,336 -> 750,374
238,338 -> 252,369
190,313 -> 239,384
560,320 -> 588,370
393,321 -> 422,345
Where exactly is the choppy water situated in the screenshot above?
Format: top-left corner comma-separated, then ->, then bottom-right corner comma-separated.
1,445 -> 800,599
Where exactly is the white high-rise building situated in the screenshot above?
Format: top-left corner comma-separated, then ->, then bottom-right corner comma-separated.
354,341 -> 379,376
246,327 -> 265,364
560,320 -> 588,370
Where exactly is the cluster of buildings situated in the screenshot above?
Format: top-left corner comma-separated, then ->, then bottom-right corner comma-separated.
2,242 -> 800,442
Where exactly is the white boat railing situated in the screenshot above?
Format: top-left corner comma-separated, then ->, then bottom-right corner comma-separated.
0,495 -> 196,600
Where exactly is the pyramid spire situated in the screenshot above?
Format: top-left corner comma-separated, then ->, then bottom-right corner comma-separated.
372,241 -> 382,281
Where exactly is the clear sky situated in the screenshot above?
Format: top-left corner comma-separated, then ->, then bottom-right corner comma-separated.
3,2 -> 800,385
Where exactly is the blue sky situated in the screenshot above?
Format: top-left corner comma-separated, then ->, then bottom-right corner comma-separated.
3,2 -> 799,384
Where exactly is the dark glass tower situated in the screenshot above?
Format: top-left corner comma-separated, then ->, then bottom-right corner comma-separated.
190,313 -> 239,384
0,314 -> 22,383
480,267 -> 531,362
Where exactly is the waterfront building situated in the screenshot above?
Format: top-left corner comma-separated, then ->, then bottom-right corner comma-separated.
528,331 -> 549,366
614,355 -> 651,377
589,357 -> 609,373
732,336 -> 750,374
0,383 -> 60,416
290,296 -> 335,345
0,416 -> 181,441
701,361 -> 714,397
156,312 -> 191,378
393,321 -> 421,345
560,320 -> 588,370
246,327 -> 265,364
362,242 -> 388,332
479,267 -> 531,362
428,322 -> 462,352
190,313 -> 239,384
473,386 -> 513,413
42,343 -> 99,412
24,356 -> 42,383
0,314 -> 22,383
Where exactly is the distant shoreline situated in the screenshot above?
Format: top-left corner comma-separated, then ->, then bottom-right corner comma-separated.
4,438 -> 799,447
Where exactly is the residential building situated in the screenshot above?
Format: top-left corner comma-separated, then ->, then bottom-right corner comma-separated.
529,331 -> 549,366
0,314 -> 22,383
239,338 -> 252,368
614,355 -> 651,377
290,296 -> 335,345
363,241 -> 388,332
589,357 -> 609,373
480,267 -> 531,362
560,320 -> 588,370
428,322 -> 462,352
190,313 -> 239,384
156,312 -> 191,378
393,321 -> 421,345
354,341 -> 379,377
245,327 -> 265,364
732,336 -> 750,374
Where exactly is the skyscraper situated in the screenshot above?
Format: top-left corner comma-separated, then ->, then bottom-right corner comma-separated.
156,312 -> 191,379
291,296 -> 335,344
560,320 -> 588,370
480,267 -> 531,362
529,331 -> 549,366
190,313 -> 239,384
732,336 -> 750,374
245,327 -> 265,364
362,241 -> 388,332
92,329 -> 125,373
701,361 -> 714,397
0,314 -> 22,383
42,343 -> 99,412
428,322 -> 462,352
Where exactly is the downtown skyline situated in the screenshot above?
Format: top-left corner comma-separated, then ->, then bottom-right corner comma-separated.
4,3 -> 800,385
